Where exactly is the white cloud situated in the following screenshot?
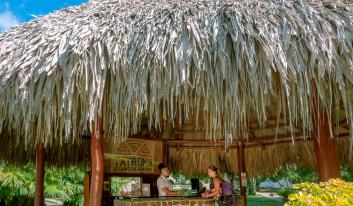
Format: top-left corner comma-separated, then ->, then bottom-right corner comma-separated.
0,1 -> 19,33
29,14 -> 39,18
0,10 -> 19,32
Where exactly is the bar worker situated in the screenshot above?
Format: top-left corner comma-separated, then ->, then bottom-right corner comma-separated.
157,163 -> 182,197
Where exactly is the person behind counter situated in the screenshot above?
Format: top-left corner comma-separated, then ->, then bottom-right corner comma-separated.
157,163 -> 182,197
201,166 -> 235,206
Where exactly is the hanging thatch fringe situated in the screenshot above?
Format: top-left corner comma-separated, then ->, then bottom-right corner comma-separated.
0,0 -> 352,150
0,131 -> 90,166
168,138 -> 352,177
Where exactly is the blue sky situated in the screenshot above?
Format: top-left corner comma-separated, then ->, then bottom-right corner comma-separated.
0,0 -> 86,32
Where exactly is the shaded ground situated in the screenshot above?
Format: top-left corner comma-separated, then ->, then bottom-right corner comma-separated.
247,195 -> 284,206
256,192 -> 285,202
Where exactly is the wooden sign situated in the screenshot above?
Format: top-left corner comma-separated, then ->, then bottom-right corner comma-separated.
104,138 -> 164,174
241,172 -> 247,187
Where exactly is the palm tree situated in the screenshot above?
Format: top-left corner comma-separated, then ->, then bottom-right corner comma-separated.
0,163 -> 34,206
0,162 -> 88,206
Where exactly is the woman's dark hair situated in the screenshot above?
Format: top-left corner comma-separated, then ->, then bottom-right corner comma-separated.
208,166 -> 218,173
158,163 -> 168,171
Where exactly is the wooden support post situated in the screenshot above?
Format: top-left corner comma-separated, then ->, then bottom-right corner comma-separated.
89,117 -> 104,206
311,86 -> 340,181
84,174 -> 90,206
34,143 -> 45,206
237,141 -> 247,206
164,141 -> 169,166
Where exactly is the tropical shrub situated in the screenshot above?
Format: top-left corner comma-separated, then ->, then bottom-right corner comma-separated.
0,163 -> 34,206
0,162 -> 88,206
247,177 -> 257,195
276,187 -> 293,198
341,165 -> 353,182
285,179 -> 353,206
273,164 -> 317,184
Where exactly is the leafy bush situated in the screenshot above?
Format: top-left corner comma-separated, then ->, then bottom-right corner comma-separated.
285,179 -> 353,206
0,162 -> 88,206
0,163 -> 35,206
247,177 -> 257,195
341,165 -> 353,182
276,187 -> 293,198
273,164 -> 317,184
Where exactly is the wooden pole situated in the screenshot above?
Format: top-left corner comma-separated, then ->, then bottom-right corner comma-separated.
34,143 -> 45,206
311,85 -> 340,181
164,141 -> 169,165
89,117 -> 104,206
84,174 -> 90,206
237,141 -> 247,206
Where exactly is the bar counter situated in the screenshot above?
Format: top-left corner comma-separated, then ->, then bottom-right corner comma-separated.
114,197 -> 215,206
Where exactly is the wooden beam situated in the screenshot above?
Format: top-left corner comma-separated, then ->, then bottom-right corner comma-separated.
167,132 -> 303,145
167,134 -> 350,149
84,174 -> 90,206
238,141 -> 247,206
163,140 -> 169,166
34,143 -> 45,206
174,123 -> 295,134
247,132 -> 302,142
174,116 -> 346,137
249,123 -> 298,132
89,117 -> 104,206
338,123 -> 350,130
174,123 -> 299,137
167,139 -> 232,145
178,115 -> 286,128
174,130 -> 224,134
311,83 -> 340,181
338,119 -> 348,125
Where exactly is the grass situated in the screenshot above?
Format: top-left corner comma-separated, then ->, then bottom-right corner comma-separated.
247,195 -> 284,206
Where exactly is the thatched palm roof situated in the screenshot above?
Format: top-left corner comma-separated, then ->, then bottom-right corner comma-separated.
0,0 -> 353,157
169,138 -> 353,176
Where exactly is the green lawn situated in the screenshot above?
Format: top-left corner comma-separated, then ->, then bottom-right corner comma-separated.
247,195 -> 284,206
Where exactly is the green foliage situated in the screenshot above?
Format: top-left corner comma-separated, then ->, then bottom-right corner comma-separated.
247,195 -> 283,206
276,187 -> 294,198
341,165 -> 353,182
272,164 -> 353,199
273,164 -> 317,184
285,179 -> 353,206
0,163 -> 35,206
0,162 -> 88,206
111,177 -> 133,196
247,177 -> 257,195
252,164 -> 318,198
170,172 -> 189,185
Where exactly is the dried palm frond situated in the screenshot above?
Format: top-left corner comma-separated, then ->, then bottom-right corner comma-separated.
168,137 -> 350,176
0,0 -> 352,154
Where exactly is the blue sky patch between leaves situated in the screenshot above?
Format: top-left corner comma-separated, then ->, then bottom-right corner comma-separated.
0,0 -> 86,32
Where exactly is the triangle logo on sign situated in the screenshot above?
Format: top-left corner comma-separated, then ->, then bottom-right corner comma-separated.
138,144 -> 151,156
116,143 -> 130,154
128,141 -> 141,152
